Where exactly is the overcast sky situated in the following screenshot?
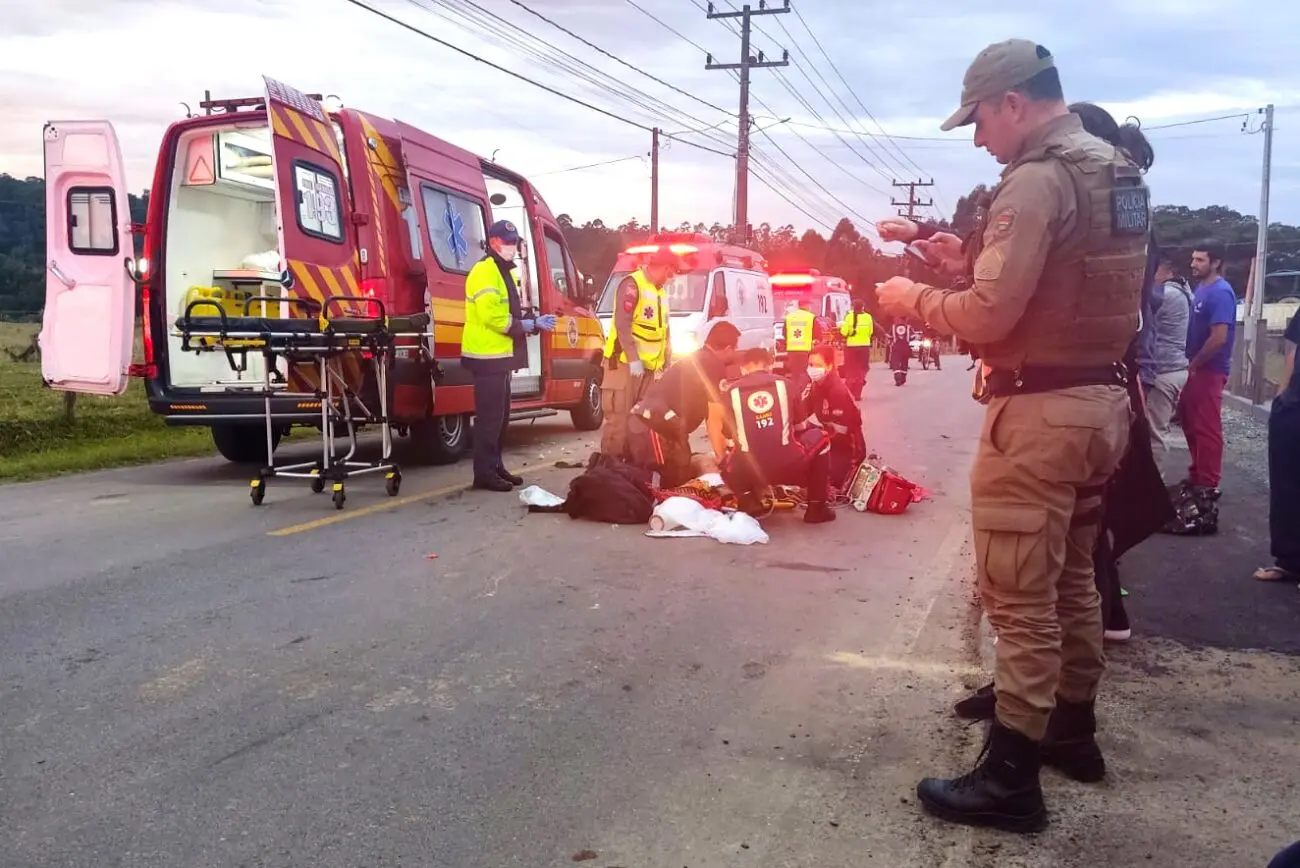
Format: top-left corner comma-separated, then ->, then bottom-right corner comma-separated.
2,0 -> 1296,246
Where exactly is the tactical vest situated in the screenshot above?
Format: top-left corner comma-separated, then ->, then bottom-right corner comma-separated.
976,130 -> 1150,371
726,371 -> 794,462
604,269 -> 670,370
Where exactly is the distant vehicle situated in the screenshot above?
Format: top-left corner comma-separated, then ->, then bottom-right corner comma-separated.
768,269 -> 853,373
38,77 -> 607,466
595,233 -> 776,358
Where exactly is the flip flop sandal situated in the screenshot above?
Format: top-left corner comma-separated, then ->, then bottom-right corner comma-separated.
1253,566 -> 1298,582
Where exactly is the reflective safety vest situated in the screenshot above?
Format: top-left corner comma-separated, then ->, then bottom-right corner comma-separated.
604,269 -> 670,370
784,309 -> 816,352
727,371 -> 794,459
840,311 -> 874,347
463,256 -> 516,362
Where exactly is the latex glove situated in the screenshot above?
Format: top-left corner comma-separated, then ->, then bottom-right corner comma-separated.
521,319 -> 536,334
535,314 -> 558,332
628,360 -> 646,377
877,217 -> 919,243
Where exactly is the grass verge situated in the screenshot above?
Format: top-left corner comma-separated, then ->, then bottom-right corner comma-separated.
0,322 -> 215,483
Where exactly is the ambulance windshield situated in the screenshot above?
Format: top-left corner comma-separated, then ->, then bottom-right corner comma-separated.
597,270 -> 709,314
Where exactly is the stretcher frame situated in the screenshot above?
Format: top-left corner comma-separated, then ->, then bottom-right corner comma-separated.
173,294 -> 433,510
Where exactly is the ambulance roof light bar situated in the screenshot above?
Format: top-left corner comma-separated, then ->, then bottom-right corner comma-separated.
623,243 -> 699,256
770,272 -> 818,286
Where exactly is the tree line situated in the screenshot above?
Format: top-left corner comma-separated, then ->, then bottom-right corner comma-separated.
2,172 -> 1297,323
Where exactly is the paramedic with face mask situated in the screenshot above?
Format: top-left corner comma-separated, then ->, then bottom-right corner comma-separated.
462,220 -> 556,492
804,346 -> 867,491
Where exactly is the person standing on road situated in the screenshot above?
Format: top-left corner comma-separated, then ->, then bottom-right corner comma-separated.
462,220 -> 556,492
600,249 -> 677,460
876,39 -> 1147,834
1146,251 -> 1193,456
1254,310 -> 1300,585
839,300 -> 874,401
1165,241 -> 1236,536
783,300 -> 816,381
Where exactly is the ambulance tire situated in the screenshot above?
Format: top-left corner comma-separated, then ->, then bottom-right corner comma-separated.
570,366 -> 605,431
212,424 -> 282,465
408,413 -> 471,465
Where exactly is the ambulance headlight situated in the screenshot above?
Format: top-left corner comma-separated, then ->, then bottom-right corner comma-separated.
671,331 -> 700,356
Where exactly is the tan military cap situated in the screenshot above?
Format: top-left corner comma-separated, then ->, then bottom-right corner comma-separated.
940,39 -> 1057,131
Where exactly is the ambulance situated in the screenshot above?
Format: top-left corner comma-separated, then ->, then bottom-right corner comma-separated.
39,77 -> 608,465
768,269 -> 854,371
594,233 -> 776,359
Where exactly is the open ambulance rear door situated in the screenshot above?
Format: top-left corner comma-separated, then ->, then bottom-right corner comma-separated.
39,120 -> 136,396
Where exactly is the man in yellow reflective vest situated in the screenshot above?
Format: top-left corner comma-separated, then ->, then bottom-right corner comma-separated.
600,248 -> 677,458
463,219 -> 556,492
783,300 -> 816,381
839,299 -> 875,401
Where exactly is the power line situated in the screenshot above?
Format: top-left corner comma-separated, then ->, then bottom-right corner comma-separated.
340,0 -> 733,156
504,0 -> 736,118
533,155 -> 644,176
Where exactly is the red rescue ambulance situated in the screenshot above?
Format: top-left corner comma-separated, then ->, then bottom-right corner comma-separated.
768,269 -> 854,372
39,78 -> 607,465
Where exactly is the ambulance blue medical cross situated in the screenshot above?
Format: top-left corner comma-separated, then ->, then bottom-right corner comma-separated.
444,201 -> 469,268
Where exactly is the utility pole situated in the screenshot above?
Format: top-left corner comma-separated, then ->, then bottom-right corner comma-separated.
1244,104 -> 1274,404
705,1 -> 790,237
650,127 -> 660,234
892,179 -> 935,221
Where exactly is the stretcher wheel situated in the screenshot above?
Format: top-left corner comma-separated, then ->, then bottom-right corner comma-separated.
309,472 -> 324,494
331,484 -> 346,510
385,471 -> 402,497
250,476 -> 266,506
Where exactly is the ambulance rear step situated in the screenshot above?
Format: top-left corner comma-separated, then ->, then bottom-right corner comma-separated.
510,409 -> 558,422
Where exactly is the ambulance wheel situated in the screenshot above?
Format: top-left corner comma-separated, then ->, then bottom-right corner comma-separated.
570,366 -> 605,431
250,476 -> 266,506
385,470 -> 402,497
213,424 -> 282,465
332,485 -> 346,510
408,414 -> 470,465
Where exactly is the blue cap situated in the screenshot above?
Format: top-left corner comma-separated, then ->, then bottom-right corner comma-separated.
487,220 -> 521,244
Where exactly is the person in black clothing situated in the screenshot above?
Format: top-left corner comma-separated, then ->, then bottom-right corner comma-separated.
803,345 -> 867,490
625,323 -> 741,488
706,348 -> 836,524
1254,311 -> 1300,585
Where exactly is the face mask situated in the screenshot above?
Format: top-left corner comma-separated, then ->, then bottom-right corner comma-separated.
499,244 -> 518,260
807,367 -> 827,382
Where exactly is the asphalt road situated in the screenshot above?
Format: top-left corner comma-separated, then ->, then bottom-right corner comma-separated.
2,362 -> 1297,868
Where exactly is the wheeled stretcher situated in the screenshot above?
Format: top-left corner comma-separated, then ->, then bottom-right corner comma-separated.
174,294 -> 433,510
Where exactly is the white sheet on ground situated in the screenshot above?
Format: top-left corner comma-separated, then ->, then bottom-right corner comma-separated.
646,496 -> 769,545
519,485 -> 565,508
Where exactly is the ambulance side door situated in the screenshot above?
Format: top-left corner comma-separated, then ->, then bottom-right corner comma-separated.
39,120 -> 136,396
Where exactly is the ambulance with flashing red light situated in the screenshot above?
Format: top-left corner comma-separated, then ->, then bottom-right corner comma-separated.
39,77 -> 609,466
769,268 -> 854,370
595,233 -> 777,360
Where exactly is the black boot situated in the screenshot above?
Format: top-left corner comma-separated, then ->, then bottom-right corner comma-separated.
1041,698 -> 1106,783
497,467 -> 524,487
804,501 -> 836,524
954,682 -> 996,721
916,722 -> 1048,834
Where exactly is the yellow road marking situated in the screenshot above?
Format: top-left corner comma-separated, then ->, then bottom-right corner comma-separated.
266,459 -> 563,537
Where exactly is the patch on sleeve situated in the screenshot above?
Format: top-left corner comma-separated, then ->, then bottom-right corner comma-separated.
974,247 -> 1005,282
992,208 -> 1016,236
620,279 -> 639,313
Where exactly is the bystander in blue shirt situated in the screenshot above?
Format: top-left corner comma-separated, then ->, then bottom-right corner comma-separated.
1186,277 -> 1237,375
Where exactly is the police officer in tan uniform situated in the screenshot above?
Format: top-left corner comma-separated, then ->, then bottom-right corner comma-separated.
877,40 -> 1149,834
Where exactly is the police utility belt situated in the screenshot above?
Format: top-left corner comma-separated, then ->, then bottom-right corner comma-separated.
978,363 -> 1127,401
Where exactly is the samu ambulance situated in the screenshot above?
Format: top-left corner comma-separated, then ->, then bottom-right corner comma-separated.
39,77 -> 607,465
768,268 -> 854,371
595,233 -> 776,359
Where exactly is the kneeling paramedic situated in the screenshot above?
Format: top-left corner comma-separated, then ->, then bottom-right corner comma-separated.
601,249 -> 678,459
462,220 -> 556,492
706,348 -> 836,524
626,323 -> 741,488
805,346 -> 867,490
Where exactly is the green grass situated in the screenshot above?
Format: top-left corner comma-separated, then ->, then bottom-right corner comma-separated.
0,322 -> 215,482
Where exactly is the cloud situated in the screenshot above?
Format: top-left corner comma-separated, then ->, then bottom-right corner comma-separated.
1,0 -> 1295,238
